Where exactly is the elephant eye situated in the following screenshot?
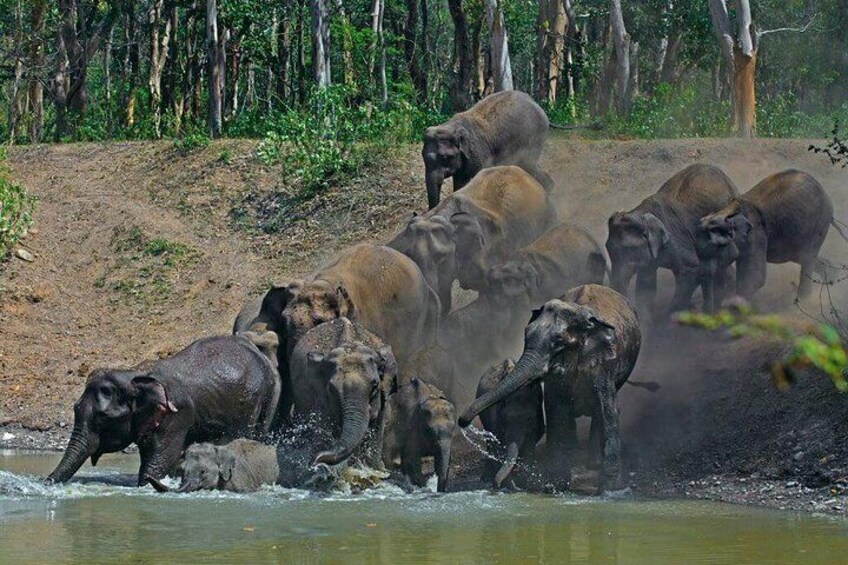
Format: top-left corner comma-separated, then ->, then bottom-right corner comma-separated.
99,386 -> 111,398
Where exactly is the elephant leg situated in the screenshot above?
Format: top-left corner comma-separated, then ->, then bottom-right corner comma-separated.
137,425 -> 189,486
634,268 -> 658,323
594,379 -> 622,493
543,388 -> 575,489
587,417 -> 603,470
401,442 -> 427,488
667,268 -> 699,316
736,252 -> 767,301
797,255 -> 818,299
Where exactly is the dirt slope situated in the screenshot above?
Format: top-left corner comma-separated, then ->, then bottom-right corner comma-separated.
3,137 -> 848,509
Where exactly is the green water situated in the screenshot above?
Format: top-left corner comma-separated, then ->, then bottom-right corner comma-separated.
1,450 -> 847,564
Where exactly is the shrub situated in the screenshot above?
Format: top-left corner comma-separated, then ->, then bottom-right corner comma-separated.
0,149 -> 36,258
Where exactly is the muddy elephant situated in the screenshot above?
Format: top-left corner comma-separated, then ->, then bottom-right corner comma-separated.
148,439 -> 279,493
484,223 -> 607,308
475,359 -> 544,489
383,378 -> 456,492
696,170 -> 848,308
423,90 -> 552,209
47,336 -> 281,486
288,318 -> 397,467
606,163 -> 738,320
235,244 -> 439,422
460,284 -> 641,493
389,165 -> 556,313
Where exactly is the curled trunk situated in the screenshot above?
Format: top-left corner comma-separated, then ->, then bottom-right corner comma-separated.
313,398 -> 370,465
47,423 -> 97,483
459,350 -> 546,426
147,476 -> 171,492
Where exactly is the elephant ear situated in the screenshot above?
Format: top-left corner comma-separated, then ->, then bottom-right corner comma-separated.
728,214 -> 752,243
256,281 -> 303,331
454,125 -> 470,160
642,213 -> 669,259
335,285 -> 356,319
450,212 -> 485,259
581,312 -> 617,363
376,345 -> 399,400
130,375 -> 178,439
215,447 -> 236,484
528,306 -> 544,324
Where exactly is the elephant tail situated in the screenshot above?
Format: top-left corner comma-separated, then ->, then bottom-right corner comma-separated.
830,217 -> 848,243
549,122 -> 604,131
625,380 -> 661,392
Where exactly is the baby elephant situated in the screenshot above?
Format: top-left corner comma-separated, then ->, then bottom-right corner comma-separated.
476,359 -> 544,489
383,379 -> 456,492
148,439 -> 279,493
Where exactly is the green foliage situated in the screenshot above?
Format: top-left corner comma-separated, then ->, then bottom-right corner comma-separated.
676,307 -> 848,392
0,149 -> 36,258
809,119 -> 848,168
172,132 -> 212,153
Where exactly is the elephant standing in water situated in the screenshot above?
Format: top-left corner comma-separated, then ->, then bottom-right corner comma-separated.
148,439 -> 279,493
47,336 -> 281,486
390,165 -> 556,313
234,243 -> 440,422
696,169 -> 848,310
475,359 -> 544,489
606,163 -> 738,320
383,378 -> 456,492
289,318 -> 397,468
460,285 -> 641,493
422,90 -> 552,209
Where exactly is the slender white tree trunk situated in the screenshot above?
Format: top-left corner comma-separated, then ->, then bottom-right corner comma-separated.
484,0 -> 513,92
311,0 -> 331,87
207,0 -> 223,136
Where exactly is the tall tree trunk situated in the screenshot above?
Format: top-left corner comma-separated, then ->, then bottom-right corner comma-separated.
311,0 -> 331,87
535,0 -> 567,104
277,4 -> 292,101
377,0 -> 387,106
27,0 -> 46,143
121,0 -> 139,129
484,0 -> 513,92
295,0 -> 306,101
8,0 -> 25,142
207,0 -> 223,136
404,0 -> 427,101
335,0 -> 355,88
471,17 -> 485,98
149,0 -> 174,138
709,0 -> 757,138
447,0 -> 473,110
609,0 -> 634,116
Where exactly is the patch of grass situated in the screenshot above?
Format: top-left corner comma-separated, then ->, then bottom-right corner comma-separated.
217,149 -> 233,164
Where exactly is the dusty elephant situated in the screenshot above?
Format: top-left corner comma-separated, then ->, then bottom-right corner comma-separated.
47,336 -> 281,486
460,284 -> 641,493
475,359 -> 544,489
484,223 -> 607,308
383,378 -> 456,492
696,169 -> 848,308
389,165 -> 556,313
148,439 -> 279,493
289,318 -> 397,468
606,163 -> 739,320
234,244 -> 440,421
423,90 -> 552,209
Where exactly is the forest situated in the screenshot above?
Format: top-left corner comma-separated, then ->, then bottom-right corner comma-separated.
0,0 -> 845,147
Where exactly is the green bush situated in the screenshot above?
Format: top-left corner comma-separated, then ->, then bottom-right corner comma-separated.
0,149 -> 36,258
172,131 -> 211,153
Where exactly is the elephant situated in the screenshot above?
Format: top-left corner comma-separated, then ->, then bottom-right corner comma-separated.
484,223 -> 608,308
47,335 -> 281,486
147,439 -> 279,493
288,317 -> 397,468
695,169 -> 848,308
475,359 -> 544,489
241,329 -> 280,369
460,284 -> 641,493
423,90 -> 552,209
606,163 -> 739,320
383,378 -> 456,492
389,165 -> 556,313
234,243 -> 440,422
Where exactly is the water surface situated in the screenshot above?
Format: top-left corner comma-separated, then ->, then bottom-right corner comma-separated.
2,450 -> 846,564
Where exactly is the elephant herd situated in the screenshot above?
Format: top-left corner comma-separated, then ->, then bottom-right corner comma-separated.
47,90 -> 845,496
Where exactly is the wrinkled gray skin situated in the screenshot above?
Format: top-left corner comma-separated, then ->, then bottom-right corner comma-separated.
484,223 -> 607,308
423,90 -> 552,209
476,359 -> 543,488
289,318 -> 397,468
389,166 -> 555,313
606,163 -> 738,321
234,244 -> 439,424
460,285 -> 641,493
47,336 -> 281,486
696,170 -> 847,309
148,439 -> 279,493
383,379 -> 456,492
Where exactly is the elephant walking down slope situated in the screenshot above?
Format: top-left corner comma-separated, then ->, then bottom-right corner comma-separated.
460,285 -> 641,493
423,90 -> 552,209
696,169 -> 848,307
606,163 -> 739,320
390,165 -> 556,313
47,335 -> 281,486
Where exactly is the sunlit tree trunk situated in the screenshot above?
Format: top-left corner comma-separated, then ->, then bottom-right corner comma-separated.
277,4 -> 292,101
535,0 -> 566,104
27,0 -> 46,143
483,0 -> 513,92
149,0 -> 174,138
207,0 -> 223,136
609,0 -> 634,115
311,0 -> 331,87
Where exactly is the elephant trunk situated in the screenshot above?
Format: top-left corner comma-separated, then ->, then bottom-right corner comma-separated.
426,169 -> 445,210
610,262 -> 636,294
176,479 -> 200,493
147,476 -> 172,493
47,421 -> 97,483
313,395 -> 370,466
435,437 -> 452,493
459,350 -> 546,427
494,442 -> 519,488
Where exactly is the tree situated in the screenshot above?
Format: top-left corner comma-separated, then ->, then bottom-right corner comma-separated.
207,0 -> 224,136
535,0 -> 567,104
483,0 -> 513,92
609,0 -> 637,116
404,0 -> 427,101
311,0 -> 330,87
149,0 -> 174,138
447,0 -> 473,110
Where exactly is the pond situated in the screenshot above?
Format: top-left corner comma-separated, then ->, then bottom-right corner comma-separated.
2,450 -> 847,564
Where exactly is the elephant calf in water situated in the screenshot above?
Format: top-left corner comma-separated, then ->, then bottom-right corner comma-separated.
460,285 -> 641,493
383,379 -> 456,492
148,439 -> 279,493
476,359 -> 544,489
696,169 -> 848,310
47,336 -> 281,487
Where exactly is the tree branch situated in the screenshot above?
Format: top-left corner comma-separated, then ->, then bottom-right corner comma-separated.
757,13 -> 817,39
